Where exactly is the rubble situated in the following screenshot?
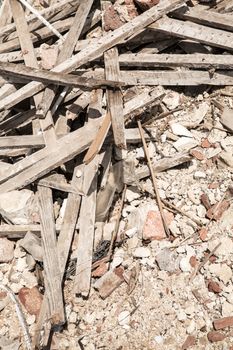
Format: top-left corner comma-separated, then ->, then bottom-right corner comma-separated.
0,0 -> 232,348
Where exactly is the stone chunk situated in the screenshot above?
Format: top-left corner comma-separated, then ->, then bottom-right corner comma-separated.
0,190 -> 37,225
133,247 -> 151,258
18,287 -> 43,318
155,248 -> 179,273
142,210 -> 173,241
170,123 -> 193,138
134,0 -> 160,11
0,238 -> 14,262
209,263 -> 232,284
20,232 -> 43,261
207,280 -> 222,294
221,107 -> 233,132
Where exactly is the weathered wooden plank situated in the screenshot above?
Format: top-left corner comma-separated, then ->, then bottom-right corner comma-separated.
0,62 -> 123,89
38,186 -> 64,325
74,159 -> 98,297
88,69 -> 233,86
173,5 -> 233,32
214,0 -> 233,13
150,17 -> 233,51
105,47 -> 126,149
118,53 -> 233,69
0,0 -> 12,29
0,135 -> 44,148
0,0 -> 187,111
0,109 -> 36,135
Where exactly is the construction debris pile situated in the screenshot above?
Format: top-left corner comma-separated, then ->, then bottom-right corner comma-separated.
1,0 -> 233,349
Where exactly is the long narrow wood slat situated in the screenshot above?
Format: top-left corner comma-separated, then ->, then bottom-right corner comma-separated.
118,53 -> 233,69
38,186 -> 65,325
150,17 -> 233,51
173,5 -> 233,32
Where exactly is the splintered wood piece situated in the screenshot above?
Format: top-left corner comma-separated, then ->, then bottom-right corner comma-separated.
0,121 -> 100,192
38,186 -> 64,325
105,47 -> 126,149
74,159 -> 98,297
0,0 -> 186,111
0,135 -> 44,148
0,62 -> 123,89
150,17 -> 233,51
118,54 -> 233,69
173,5 -> 233,32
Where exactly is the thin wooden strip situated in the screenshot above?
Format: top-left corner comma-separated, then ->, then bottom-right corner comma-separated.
0,135 -> 44,148
74,159 -> 98,297
38,186 -> 64,325
150,17 -> 233,51
105,47 -> 126,149
118,53 -> 233,69
173,5 -> 233,32
0,62 -> 123,89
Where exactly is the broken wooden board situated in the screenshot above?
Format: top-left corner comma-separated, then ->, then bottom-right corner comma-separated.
118,54 -> 233,69
150,17 -> 233,51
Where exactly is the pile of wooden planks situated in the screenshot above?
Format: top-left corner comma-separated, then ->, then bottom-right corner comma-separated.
0,0 -> 233,348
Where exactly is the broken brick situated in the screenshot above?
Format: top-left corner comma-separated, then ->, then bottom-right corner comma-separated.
94,266 -> 125,299
189,256 -> 198,268
208,280 -> 222,294
213,316 -> 233,330
18,287 -> 43,318
201,138 -> 211,148
207,331 -> 225,342
200,193 -> 211,210
181,335 -> 196,349
103,5 -> 125,31
92,262 -> 108,278
190,149 -> 205,161
206,200 -> 230,220
199,228 -> 208,241
142,210 -> 174,241
134,0 -> 160,11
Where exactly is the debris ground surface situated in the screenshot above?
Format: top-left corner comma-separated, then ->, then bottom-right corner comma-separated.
1,0 -> 233,349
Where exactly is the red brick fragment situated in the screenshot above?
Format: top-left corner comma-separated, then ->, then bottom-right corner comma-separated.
94,266 -> 125,299
134,0 -> 160,11
208,280 -> 222,294
182,335 -> 196,349
199,228 -> 208,241
190,149 -> 205,161
213,316 -> 233,330
142,210 -> 174,241
18,287 -> 43,318
200,193 -> 211,210
201,138 -> 211,148
207,331 -> 225,342
189,256 -> 198,268
206,200 -> 230,220
103,5 -> 125,31
92,262 -> 108,278
208,182 -> 219,189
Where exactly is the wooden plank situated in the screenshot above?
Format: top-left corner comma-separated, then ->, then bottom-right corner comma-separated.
0,109 -> 36,135
0,135 -> 44,148
0,121 -> 100,192
214,0 -> 233,13
0,62 -> 123,89
0,0 -> 12,28
74,159 -> 98,297
0,0 -> 187,111
88,69 -> 233,86
38,186 -> 64,325
118,53 -> 233,69
105,47 -> 126,149
150,17 -> 233,51
173,5 -> 233,32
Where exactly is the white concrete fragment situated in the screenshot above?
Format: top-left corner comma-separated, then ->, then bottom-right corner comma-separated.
170,123 -> 193,138
173,137 -> 198,152
0,238 -> 14,263
209,263 -> 232,284
133,247 -> 151,258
